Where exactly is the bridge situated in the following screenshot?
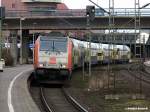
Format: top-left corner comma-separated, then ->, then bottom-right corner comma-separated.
3,8 -> 150,30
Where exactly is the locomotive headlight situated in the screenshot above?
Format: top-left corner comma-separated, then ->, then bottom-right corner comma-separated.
60,64 -> 66,68
39,64 -> 43,67
62,65 -> 66,68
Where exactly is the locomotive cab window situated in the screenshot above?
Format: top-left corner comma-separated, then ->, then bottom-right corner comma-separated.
40,40 -> 53,51
40,36 -> 67,52
54,40 -> 67,52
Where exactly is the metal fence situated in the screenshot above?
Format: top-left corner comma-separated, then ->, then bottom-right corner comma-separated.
5,8 -> 150,18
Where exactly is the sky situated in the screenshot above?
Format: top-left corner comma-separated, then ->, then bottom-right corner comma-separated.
63,0 -> 150,9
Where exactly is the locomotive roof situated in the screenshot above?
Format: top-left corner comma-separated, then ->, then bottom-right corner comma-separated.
39,35 -> 68,41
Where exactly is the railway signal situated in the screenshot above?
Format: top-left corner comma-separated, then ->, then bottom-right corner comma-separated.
86,5 -> 95,21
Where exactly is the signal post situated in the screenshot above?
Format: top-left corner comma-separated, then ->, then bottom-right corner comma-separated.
86,5 -> 95,77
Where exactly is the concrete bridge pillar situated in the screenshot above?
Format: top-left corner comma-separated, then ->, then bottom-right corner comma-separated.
22,29 -> 29,64
10,30 -> 18,66
146,45 -> 150,58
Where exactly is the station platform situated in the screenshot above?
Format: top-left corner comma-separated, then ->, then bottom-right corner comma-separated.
0,65 -> 41,112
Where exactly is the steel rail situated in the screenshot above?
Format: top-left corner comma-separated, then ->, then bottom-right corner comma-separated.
128,64 -> 150,84
62,87 -> 88,112
40,87 -> 54,112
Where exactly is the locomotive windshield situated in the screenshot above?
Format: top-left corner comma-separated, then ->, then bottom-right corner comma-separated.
40,36 -> 67,52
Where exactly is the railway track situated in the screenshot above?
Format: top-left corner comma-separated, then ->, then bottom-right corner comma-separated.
29,76 -> 88,112
128,64 -> 150,84
40,86 -> 88,112
122,63 -> 150,96
102,63 -> 150,94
